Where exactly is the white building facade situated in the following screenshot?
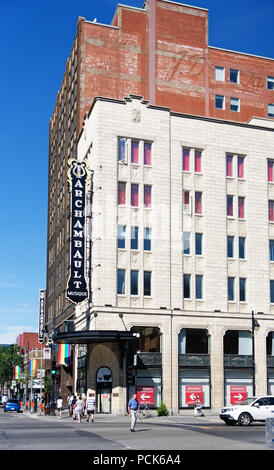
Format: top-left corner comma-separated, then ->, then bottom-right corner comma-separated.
71,95 -> 274,415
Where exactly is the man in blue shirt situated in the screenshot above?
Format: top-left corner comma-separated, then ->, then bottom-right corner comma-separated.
128,392 -> 139,432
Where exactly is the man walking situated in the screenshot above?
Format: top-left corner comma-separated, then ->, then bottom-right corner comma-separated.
128,392 -> 139,432
86,393 -> 96,423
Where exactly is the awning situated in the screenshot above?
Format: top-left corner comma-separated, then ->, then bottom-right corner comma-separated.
53,330 -> 137,345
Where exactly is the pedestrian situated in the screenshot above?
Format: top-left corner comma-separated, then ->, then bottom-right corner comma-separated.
194,396 -> 204,417
57,396 -> 63,419
67,394 -> 71,415
75,395 -> 84,423
127,392 -> 140,432
86,393 -> 96,423
71,395 -> 77,419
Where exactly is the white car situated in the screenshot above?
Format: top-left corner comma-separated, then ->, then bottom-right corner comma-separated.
220,396 -> 274,426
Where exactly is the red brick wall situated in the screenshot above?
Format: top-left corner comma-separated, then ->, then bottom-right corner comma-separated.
75,0 -> 274,127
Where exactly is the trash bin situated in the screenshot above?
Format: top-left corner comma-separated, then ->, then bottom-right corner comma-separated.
265,418 -> 274,448
44,405 -> 50,416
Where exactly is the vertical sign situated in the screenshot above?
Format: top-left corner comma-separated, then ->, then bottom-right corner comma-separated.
66,159 -> 91,304
38,289 -> 46,344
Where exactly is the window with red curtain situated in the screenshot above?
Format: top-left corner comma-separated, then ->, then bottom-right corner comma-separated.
144,142 -> 152,165
238,157 -> 244,178
268,160 -> 274,182
131,141 -> 139,164
131,184 -> 139,207
227,195 -> 233,216
238,197 -> 245,219
195,192 -> 202,214
183,149 -> 190,171
226,155 -> 233,177
118,182 -> 126,205
144,185 -> 152,208
195,150 -> 202,173
269,200 -> 274,222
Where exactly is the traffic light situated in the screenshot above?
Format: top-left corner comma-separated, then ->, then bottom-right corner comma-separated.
51,360 -> 57,376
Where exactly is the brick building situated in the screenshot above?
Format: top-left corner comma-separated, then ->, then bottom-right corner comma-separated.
46,0 -> 274,409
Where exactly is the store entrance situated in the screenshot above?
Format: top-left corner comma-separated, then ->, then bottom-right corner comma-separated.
96,367 -> 112,414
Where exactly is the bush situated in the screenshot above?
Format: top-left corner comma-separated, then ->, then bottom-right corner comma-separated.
157,402 -> 168,416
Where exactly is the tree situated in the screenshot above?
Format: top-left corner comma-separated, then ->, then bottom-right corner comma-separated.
0,345 -> 23,390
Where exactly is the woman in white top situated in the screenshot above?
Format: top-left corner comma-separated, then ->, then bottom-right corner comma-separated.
57,396 -> 63,418
75,395 -> 84,423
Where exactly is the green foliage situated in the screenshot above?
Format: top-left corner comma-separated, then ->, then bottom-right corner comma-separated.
44,373 -> 52,395
157,401 -> 168,416
0,345 -> 23,389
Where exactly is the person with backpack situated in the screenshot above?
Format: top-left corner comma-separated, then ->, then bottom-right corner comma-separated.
86,393 -> 96,423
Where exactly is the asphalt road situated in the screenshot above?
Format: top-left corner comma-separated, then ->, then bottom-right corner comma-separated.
0,408 -> 272,454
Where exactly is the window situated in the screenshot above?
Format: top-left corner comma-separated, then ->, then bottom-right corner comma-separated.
238,156 -> 244,178
131,226 -> 138,250
215,95 -> 225,109
144,228 -> 151,251
268,104 -> 274,117
183,232 -> 191,255
144,185 -> 152,208
144,142 -> 152,166
228,277 -> 235,301
118,225 -> 126,249
131,184 -> 139,207
227,195 -> 234,217
195,233 -> 202,255
215,66 -> 225,81
268,160 -> 274,182
227,236 -> 234,258
230,69 -> 239,84
270,240 -> 274,261
239,237 -> 245,259
238,197 -> 245,219
271,280 -> 274,303
183,190 -> 191,214
183,274 -> 191,299
239,278 -> 246,302
183,148 -> 190,171
118,138 -> 126,162
144,271 -> 151,296
195,192 -> 202,215
230,97 -> 240,112
195,150 -> 202,173
195,275 -> 203,299
131,141 -> 139,164
226,155 -> 233,177
118,182 -> 126,205
131,270 -> 138,295
269,200 -> 274,222
117,269 -> 126,294
267,76 -> 274,90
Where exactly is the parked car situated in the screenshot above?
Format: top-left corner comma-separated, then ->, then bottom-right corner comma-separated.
4,399 -> 21,413
220,396 -> 274,425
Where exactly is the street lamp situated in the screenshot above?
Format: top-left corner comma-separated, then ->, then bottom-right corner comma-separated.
251,310 -> 260,396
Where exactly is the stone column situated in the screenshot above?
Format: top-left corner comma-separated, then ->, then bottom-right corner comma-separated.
209,326 -> 225,410
255,327 -> 268,396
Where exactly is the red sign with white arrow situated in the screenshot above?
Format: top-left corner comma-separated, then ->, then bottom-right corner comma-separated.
230,386 -> 247,404
137,386 -> 155,405
185,386 -> 203,405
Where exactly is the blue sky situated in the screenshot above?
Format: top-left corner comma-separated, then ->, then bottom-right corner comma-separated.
0,0 -> 273,344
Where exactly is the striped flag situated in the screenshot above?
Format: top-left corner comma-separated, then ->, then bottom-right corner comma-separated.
14,365 -> 21,380
29,359 -> 38,377
58,344 -> 71,365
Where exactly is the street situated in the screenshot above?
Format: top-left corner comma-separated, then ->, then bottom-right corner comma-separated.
0,408 -> 271,453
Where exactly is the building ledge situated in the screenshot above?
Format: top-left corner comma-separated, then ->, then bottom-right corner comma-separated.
53,330 -> 136,344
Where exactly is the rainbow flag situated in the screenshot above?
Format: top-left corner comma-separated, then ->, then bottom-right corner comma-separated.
14,365 -> 20,380
58,344 -> 71,365
29,359 -> 37,377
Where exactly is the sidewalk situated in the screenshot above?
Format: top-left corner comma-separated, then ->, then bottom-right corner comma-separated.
23,409 -> 220,425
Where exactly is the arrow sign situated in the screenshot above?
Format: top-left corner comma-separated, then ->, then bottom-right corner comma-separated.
137,386 -> 155,405
230,386 -> 247,405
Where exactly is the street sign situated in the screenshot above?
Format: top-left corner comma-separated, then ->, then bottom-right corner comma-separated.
230,386 -> 247,405
43,347 -> 51,360
136,386 -> 155,406
185,385 -> 203,405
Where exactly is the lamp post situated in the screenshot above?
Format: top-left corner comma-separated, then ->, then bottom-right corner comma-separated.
251,310 -> 260,396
